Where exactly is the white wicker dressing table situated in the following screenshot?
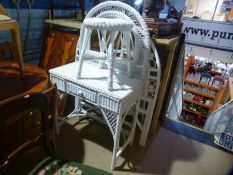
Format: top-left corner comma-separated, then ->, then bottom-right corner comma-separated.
50,61 -> 143,169
49,1 -> 161,170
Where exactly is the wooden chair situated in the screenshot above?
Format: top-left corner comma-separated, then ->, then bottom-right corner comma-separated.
0,4 -> 7,16
0,3 -> 24,77
0,91 -> 112,175
0,42 -> 14,60
42,84 -> 59,153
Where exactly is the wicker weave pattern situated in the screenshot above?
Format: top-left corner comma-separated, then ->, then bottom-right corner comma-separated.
137,41 -> 161,146
76,1 -> 150,81
49,1 -> 161,170
98,94 -> 119,113
83,17 -> 134,31
77,16 -> 135,90
50,76 -> 65,91
50,62 -> 144,112
101,109 -> 118,135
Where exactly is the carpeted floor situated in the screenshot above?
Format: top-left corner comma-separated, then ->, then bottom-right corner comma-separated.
55,117 -> 233,175
162,119 -> 215,146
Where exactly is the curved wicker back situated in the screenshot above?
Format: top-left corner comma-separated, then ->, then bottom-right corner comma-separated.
76,1 -> 150,80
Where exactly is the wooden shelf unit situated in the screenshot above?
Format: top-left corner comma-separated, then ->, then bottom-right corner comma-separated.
182,55 -> 229,127
182,79 -> 223,123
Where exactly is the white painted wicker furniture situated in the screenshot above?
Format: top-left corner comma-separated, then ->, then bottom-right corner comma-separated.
49,1 -> 161,170
77,17 -> 134,90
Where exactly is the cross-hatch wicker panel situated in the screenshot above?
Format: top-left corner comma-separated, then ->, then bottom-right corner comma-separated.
101,109 -> 118,135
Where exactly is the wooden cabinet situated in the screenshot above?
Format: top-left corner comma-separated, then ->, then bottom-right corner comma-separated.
150,34 -> 185,134
40,29 -> 79,73
40,28 -> 79,115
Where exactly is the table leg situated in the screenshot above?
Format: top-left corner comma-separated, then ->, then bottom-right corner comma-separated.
111,112 -> 122,170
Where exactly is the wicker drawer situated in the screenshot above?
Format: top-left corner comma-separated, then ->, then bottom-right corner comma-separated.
98,94 -> 119,113
67,82 -> 97,104
50,75 -> 66,91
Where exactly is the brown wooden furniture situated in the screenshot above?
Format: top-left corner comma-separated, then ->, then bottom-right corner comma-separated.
43,16 -> 82,72
42,84 -> 58,149
182,58 -> 229,127
0,62 -> 48,102
0,4 -> 7,16
183,79 -> 222,115
0,7 -> 24,76
40,29 -> 79,73
0,92 -> 52,175
0,91 -> 113,175
150,35 -> 183,134
0,41 -> 14,60
41,21 -> 80,115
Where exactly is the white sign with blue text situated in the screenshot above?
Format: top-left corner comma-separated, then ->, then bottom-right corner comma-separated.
182,19 -> 233,50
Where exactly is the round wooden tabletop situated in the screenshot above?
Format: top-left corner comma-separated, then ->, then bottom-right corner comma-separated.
0,61 -> 48,101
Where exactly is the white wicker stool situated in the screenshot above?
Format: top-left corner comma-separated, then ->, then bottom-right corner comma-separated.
77,17 -> 134,91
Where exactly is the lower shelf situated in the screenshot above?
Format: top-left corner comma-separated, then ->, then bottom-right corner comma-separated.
182,108 -> 208,117
181,110 -> 207,128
